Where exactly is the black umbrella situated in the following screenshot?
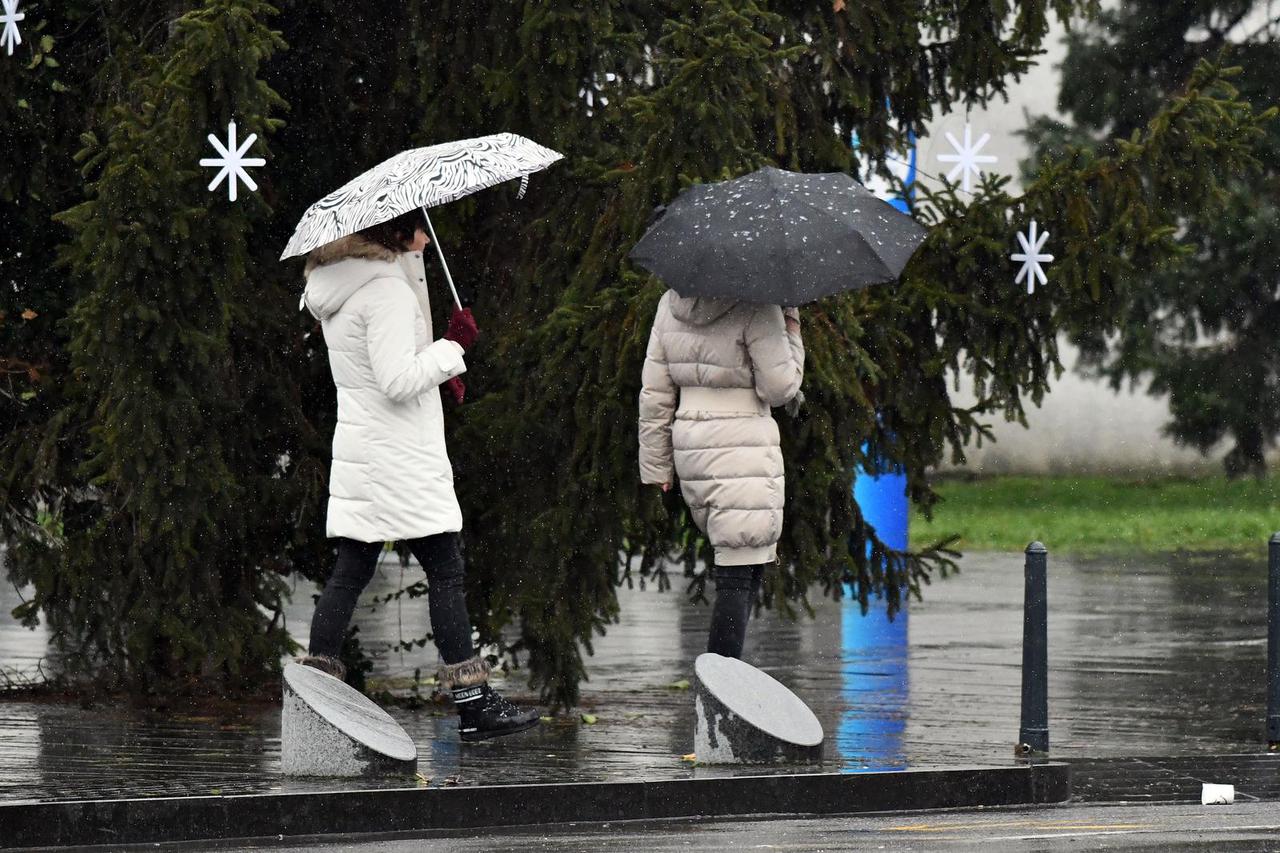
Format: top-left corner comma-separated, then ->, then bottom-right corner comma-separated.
628,166 -> 926,305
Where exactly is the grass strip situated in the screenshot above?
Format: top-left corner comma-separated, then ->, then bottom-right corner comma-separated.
909,474 -> 1280,555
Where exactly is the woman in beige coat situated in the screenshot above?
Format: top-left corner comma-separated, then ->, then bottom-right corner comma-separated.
638,289 -> 804,659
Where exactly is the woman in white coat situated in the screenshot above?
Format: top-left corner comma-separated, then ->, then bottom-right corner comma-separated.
298,208 -> 539,743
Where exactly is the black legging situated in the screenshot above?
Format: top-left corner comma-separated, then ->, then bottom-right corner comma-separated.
308,533 -> 475,664
707,564 -> 764,659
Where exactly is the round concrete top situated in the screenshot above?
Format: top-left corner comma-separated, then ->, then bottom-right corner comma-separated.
694,653 -> 823,747
283,663 -> 417,762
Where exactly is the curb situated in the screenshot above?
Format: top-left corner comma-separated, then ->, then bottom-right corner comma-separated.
1,763 -> 1069,848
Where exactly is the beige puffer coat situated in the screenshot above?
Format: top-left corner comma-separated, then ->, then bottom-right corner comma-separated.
638,290 -> 804,566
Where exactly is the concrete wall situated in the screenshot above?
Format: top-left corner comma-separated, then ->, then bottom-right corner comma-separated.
943,347 -> 1229,475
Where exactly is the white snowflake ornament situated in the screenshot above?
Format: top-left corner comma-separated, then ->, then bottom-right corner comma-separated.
938,123 -> 997,193
1011,220 -> 1054,294
1,0 -> 24,57
199,121 -> 265,202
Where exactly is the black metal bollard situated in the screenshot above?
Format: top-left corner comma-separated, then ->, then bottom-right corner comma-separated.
1268,533 -> 1280,747
1018,541 -> 1049,755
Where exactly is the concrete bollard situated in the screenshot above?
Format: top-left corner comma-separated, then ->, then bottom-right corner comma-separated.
693,653 -> 823,765
281,663 -> 417,777
1017,541 -> 1049,755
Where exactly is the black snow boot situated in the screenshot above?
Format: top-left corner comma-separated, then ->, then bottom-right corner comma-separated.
439,657 -> 541,743
455,683 -> 542,742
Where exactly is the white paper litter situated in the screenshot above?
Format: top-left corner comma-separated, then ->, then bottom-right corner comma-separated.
1201,783 -> 1235,805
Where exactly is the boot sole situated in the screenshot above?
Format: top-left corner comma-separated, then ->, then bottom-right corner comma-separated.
459,714 -> 541,743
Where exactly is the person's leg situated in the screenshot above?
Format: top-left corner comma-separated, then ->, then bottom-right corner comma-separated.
750,563 -> 764,601
707,564 -> 759,659
407,533 -> 541,742
406,533 -> 474,663
304,538 -> 384,677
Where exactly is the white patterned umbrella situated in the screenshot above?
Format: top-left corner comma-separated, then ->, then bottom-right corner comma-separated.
280,132 -> 564,307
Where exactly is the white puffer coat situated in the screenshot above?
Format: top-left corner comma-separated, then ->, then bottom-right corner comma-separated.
638,290 -> 804,566
301,235 -> 467,542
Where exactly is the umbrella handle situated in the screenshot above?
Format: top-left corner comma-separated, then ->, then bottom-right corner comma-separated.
421,207 -> 464,312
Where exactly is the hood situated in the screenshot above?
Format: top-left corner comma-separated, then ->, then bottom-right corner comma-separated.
300,234 -> 399,320
668,291 -> 737,326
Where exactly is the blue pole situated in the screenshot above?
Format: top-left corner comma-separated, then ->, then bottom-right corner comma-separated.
846,122 -> 917,555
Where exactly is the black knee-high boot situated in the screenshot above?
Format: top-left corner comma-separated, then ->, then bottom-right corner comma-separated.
707,564 -> 760,658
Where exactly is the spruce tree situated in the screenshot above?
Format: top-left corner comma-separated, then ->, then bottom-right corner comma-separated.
5,0 -> 297,692
1,1 -> 1273,706
0,3 -> 92,564
1024,2 -> 1280,476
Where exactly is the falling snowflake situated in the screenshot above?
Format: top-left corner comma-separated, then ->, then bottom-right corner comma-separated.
1,0 -> 24,57
938,123 -> 997,193
1011,220 -> 1054,294
199,120 -> 265,202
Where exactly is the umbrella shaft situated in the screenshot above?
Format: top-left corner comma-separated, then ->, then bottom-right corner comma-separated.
422,207 -> 463,311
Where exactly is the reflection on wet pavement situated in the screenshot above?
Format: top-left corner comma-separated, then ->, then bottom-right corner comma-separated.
0,549 -> 1271,803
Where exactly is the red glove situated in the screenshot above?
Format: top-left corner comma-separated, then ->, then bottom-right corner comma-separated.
443,376 -> 466,405
444,307 -> 479,352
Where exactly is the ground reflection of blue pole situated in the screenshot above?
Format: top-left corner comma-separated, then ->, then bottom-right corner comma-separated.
839,123 -> 916,772
840,463 -> 910,771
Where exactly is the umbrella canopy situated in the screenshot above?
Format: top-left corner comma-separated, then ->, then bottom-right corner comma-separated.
628,167 -> 926,305
280,132 -> 563,261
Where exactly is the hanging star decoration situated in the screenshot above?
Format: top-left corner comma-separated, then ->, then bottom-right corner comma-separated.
1011,219 -> 1054,294
1,0 -> 24,57
199,120 -> 265,202
938,123 -> 997,193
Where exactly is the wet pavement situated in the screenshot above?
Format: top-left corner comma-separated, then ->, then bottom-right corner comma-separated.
0,548 -> 1275,804
209,803 -> 1280,853
1072,754 -> 1280,803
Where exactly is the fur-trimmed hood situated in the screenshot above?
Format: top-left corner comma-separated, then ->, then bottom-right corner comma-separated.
301,234 -> 400,321
303,233 -> 397,275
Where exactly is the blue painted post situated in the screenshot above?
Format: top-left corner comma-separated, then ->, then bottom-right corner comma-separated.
1018,541 -> 1049,755
1267,533 -> 1280,746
